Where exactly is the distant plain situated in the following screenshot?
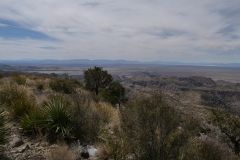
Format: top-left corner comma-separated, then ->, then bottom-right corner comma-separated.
23,65 -> 240,83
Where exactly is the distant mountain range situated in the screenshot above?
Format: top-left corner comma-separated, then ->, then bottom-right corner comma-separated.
0,59 -> 240,68
0,64 -> 15,70
0,59 -> 139,66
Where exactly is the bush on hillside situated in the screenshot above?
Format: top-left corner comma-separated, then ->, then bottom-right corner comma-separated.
103,94 -> 235,160
21,110 -> 47,135
21,96 -> 72,141
49,78 -> 80,94
12,75 -> 26,85
70,93 -> 113,143
0,111 -> 7,153
100,81 -> 126,106
43,96 -> 72,140
104,94 -> 185,160
180,138 -> 238,160
20,89 -> 113,143
0,73 -> 3,79
201,91 -> 232,109
0,84 -> 36,118
84,67 -> 112,95
100,127 -> 130,160
212,110 -> 240,154
36,83 -> 44,91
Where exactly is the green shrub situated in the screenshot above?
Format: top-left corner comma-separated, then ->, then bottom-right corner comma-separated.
84,66 -> 113,95
43,96 -> 72,139
0,84 -> 36,118
180,138 -> 238,160
49,78 -> 80,94
12,75 -> 26,85
70,93 -> 111,143
21,110 -> 47,135
71,102 -> 102,142
103,94 -> 185,160
21,96 -> 73,140
100,127 -> 131,160
0,73 -> 3,79
102,95 -> 237,160
100,81 -> 126,106
20,91 -> 112,143
36,83 -> 44,91
212,110 -> 240,154
103,94 -> 209,160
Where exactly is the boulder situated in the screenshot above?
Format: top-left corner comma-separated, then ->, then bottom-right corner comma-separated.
87,146 -> 98,157
10,136 -> 24,148
17,144 -> 30,153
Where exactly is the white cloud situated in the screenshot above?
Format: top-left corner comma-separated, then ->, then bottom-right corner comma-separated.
0,0 -> 239,63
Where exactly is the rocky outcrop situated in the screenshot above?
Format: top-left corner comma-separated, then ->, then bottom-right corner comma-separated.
4,121 -> 100,160
10,136 -> 24,148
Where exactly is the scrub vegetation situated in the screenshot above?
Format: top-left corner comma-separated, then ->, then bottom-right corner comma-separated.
0,68 -> 239,160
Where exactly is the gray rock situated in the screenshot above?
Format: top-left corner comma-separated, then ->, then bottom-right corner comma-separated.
87,146 -> 98,157
17,144 -> 30,153
10,136 -> 24,148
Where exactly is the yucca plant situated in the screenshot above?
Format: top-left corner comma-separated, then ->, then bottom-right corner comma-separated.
21,110 -> 47,135
44,96 -> 72,139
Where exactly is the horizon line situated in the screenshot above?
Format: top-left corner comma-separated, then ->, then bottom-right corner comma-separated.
0,59 -> 240,67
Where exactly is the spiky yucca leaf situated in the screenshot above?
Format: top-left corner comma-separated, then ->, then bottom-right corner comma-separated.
21,110 -> 47,134
44,96 -> 72,137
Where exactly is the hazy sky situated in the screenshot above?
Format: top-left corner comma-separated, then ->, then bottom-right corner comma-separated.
0,0 -> 239,63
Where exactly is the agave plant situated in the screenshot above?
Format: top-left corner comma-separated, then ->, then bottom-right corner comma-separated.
44,96 -> 72,138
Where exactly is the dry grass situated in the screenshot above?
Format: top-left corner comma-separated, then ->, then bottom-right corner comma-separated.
181,137 -> 238,160
97,102 -> 120,129
0,83 -> 36,118
95,144 -> 111,160
47,145 -> 76,160
69,90 -> 119,143
12,75 -> 26,85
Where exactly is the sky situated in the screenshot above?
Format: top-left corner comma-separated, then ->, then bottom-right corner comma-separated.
0,0 -> 239,63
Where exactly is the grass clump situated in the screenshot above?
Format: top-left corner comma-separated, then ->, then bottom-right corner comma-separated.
120,94 -> 181,160
0,73 -> 3,79
36,83 -> 44,91
21,110 -> 46,135
20,89 -> 113,143
180,138 -> 238,160
103,94 -> 235,160
12,75 -> 26,85
49,78 -> 80,94
0,84 -> 36,118
211,109 -> 240,155
100,81 -> 126,106
103,94 -> 184,160
21,96 -> 72,141
70,92 -> 113,143
0,111 -> 7,153
44,96 -> 72,139
103,95 -> 204,160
